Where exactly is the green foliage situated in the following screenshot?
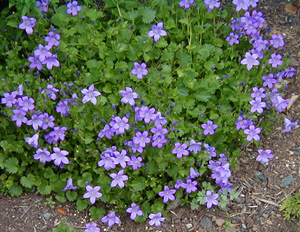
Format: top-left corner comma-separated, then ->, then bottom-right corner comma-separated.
280,193 -> 300,220
52,219 -> 76,232
0,0 -> 292,227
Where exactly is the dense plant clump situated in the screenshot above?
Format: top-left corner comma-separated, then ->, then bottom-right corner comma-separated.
0,0 -> 297,229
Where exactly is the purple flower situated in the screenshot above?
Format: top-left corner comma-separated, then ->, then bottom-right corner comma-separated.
43,54 -> 60,70
205,190 -> 219,208
1,92 -> 17,107
98,153 -> 116,171
131,62 -> 148,80
241,52 -> 260,70
189,167 -> 200,179
33,148 -> 52,163
254,39 -> 268,52
120,87 -> 139,106
28,55 -> 43,70
27,113 -> 44,130
17,96 -> 35,112
81,84 -> 101,105
25,133 -> 39,148
204,144 -> 217,157
41,113 -> 55,130
226,32 -> 240,46
256,149 -> 274,164
62,178 -> 77,191
83,185 -> 102,204
44,31 -> 60,48
101,212 -> 121,227
244,125 -> 261,141
127,156 -> 143,170
56,100 -> 69,116
34,44 -> 52,62
84,222 -> 100,232
175,179 -> 185,189
151,135 -> 167,148
235,116 -> 248,130
282,118 -> 298,133
172,142 -> 189,159
274,96 -> 290,112
126,203 -> 143,220
232,0 -> 250,11
262,74 -> 277,89
111,117 -> 130,135
158,186 -> 176,203
251,87 -> 266,101
126,140 -> 144,154
188,139 -> 202,154
11,109 -> 28,127
150,125 -> 168,139
98,124 -> 114,139
270,34 -> 285,49
204,0 -> 221,11
66,1 -> 82,16
139,106 -> 157,123
113,149 -> 130,168
41,84 -> 59,100
148,212 -> 165,227
133,131 -> 151,148
268,53 -> 283,68
153,111 -> 167,127
36,1 -> 49,13
18,16 -> 36,34
249,99 -> 266,114
249,0 -> 259,7
52,126 -> 67,141
110,169 -> 128,188
201,120 -> 218,135
179,0 -> 194,8
50,147 -> 69,166
182,179 -> 197,193
148,22 -> 167,42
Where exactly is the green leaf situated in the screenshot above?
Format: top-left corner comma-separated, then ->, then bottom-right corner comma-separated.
76,199 -> 88,211
124,11 -> 139,21
5,157 -> 18,174
89,207 -> 105,221
66,191 -> 78,201
130,177 -> 146,191
9,183 -> 23,197
86,8 -> 104,20
20,174 -> 36,189
139,7 -> 156,24
38,184 -> 52,195
56,194 -> 67,203
190,198 -> 199,210
51,13 -> 68,27
195,91 -> 211,102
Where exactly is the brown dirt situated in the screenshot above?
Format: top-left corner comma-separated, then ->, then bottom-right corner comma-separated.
1,1 -> 300,231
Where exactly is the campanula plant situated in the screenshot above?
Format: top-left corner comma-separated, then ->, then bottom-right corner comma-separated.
0,0 -> 297,229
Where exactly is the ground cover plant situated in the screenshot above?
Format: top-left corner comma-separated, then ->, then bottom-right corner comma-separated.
0,0 -> 298,230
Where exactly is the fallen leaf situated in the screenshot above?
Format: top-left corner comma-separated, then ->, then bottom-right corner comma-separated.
285,2 -> 300,15
287,95 -> 299,112
57,208 -> 67,216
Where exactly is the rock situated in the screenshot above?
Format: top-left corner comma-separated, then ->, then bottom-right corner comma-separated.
43,212 -> 52,221
186,223 -> 193,229
200,216 -> 212,228
241,224 -> 247,229
215,218 -> 225,227
168,198 -> 182,210
280,175 -> 293,187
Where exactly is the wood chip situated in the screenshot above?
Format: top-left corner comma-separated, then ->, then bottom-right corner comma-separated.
285,2 -> 300,15
287,95 -> 299,111
256,198 -> 279,207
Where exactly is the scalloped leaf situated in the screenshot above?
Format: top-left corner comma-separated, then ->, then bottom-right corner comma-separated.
139,7 -> 156,24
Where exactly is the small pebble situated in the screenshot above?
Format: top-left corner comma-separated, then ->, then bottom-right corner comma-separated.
43,212 -> 51,221
200,216 -> 212,228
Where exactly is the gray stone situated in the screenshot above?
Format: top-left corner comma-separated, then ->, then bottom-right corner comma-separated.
280,175 -> 293,187
200,216 -> 212,228
43,212 -> 52,221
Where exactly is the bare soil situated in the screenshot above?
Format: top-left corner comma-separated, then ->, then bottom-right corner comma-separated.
1,0 -> 300,231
